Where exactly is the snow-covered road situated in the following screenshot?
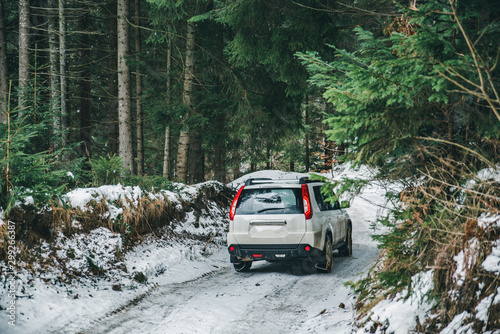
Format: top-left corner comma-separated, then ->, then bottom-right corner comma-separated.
75,242 -> 377,333
67,192 -> 381,334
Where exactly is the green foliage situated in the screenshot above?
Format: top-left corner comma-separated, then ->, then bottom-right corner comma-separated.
310,172 -> 370,206
298,1 -> 500,175
121,174 -> 177,192
88,154 -> 126,186
133,271 -> 148,284
0,106 -> 69,214
85,153 -> 177,191
86,256 -> 105,276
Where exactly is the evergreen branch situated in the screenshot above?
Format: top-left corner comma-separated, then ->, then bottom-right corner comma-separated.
474,18 -> 499,47
298,52 -> 337,70
126,17 -> 251,109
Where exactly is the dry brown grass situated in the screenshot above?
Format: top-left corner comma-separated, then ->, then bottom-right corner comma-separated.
0,182 -> 235,278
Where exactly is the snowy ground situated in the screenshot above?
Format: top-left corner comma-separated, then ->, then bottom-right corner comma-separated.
1,166 -> 400,334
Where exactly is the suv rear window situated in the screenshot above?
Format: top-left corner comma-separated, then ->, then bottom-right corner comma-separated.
235,188 -> 304,215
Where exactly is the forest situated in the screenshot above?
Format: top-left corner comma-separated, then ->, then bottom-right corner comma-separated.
1,0 -> 368,203
1,0 -> 496,200
1,0 -> 500,332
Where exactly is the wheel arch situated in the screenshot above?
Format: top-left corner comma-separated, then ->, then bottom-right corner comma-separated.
323,227 -> 334,250
326,228 -> 333,240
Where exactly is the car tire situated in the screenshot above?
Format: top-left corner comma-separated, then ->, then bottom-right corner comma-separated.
233,261 -> 252,272
317,234 -> 333,273
291,257 -> 317,275
338,222 -> 352,257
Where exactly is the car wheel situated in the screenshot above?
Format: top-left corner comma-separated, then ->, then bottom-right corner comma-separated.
338,222 -> 352,257
317,234 -> 333,273
233,261 -> 252,272
291,257 -> 317,275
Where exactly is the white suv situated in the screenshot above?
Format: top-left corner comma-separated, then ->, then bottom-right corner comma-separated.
227,177 -> 352,273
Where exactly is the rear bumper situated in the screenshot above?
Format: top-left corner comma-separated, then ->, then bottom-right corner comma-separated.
228,244 -> 321,262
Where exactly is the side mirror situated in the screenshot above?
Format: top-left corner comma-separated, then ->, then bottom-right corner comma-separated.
340,201 -> 350,209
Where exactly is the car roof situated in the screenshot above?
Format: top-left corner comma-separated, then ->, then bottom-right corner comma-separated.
243,177 -> 324,188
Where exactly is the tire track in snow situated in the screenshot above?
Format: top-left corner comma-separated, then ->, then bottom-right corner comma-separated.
73,239 -> 378,334
72,266 -> 231,334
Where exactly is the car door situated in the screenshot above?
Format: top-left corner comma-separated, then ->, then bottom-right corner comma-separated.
312,185 -> 346,245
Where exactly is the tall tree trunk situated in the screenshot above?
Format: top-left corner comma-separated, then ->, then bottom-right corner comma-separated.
47,0 -> 60,144
135,0 -> 143,175
117,0 -> 133,174
176,21 -> 196,183
304,95 -> 310,172
324,139 -> 333,171
266,141 -> 272,169
107,0 -> 118,155
214,112 -> 226,182
177,132 -> 189,182
18,0 -> 30,115
79,5 -> 91,162
163,37 -> 172,179
59,0 -> 68,149
214,141 -> 226,182
188,131 -> 203,184
232,145 -> 241,181
163,127 -> 170,177
0,0 -> 8,123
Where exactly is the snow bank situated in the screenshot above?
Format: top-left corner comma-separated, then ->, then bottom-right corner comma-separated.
453,240 -> 479,287
66,184 -> 143,209
442,285 -> 500,334
65,184 -> 144,220
483,241 -> 500,275
478,213 -> 500,229
477,166 -> 500,183
357,271 -> 435,334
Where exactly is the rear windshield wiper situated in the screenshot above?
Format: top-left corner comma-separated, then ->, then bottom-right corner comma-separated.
257,207 -> 285,213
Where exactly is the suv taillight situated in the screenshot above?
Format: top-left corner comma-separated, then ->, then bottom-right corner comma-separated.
229,186 -> 245,221
301,184 -> 313,220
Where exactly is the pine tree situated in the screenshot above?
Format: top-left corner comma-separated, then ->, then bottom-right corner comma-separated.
135,0 -> 144,176
107,0 -> 119,156
0,0 -> 7,124
117,0 -> 133,174
176,20 -> 196,183
18,0 -> 30,115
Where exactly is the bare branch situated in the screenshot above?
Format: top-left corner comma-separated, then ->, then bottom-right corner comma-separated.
415,136 -> 495,167
448,0 -> 500,123
289,0 -> 399,17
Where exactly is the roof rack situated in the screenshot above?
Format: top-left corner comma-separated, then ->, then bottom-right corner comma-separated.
244,177 -> 313,186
